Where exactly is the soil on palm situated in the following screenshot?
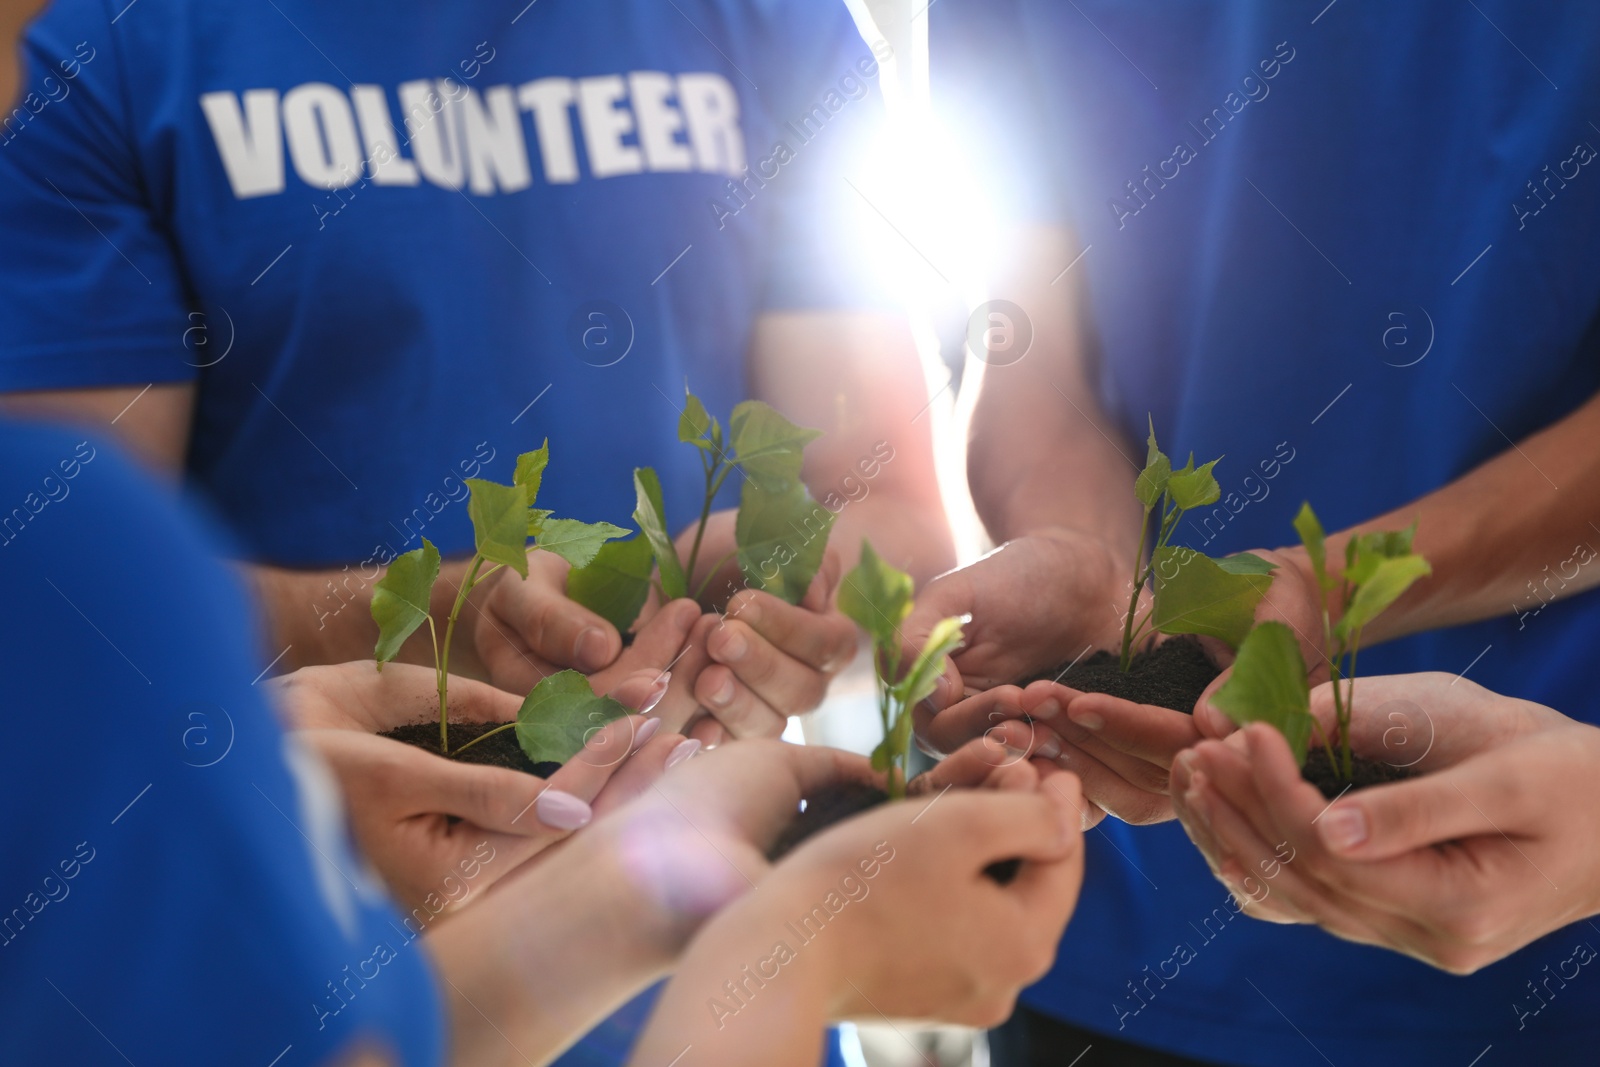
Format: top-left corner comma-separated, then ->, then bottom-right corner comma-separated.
767,779 -> 1020,884
1024,635 -> 1219,714
382,721 -> 560,778
1300,751 -> 1415,800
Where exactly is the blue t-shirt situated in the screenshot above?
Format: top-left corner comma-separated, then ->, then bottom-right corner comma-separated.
0,421 -> 442,1066
936,2 -> 1600,1064
0,0 -> 887,566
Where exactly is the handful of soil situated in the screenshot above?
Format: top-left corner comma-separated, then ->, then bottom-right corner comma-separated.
767,779 -> 1020,884
382,721 -> 560,778
1024,635 -> 1220,715
1300,751 -> 1415,800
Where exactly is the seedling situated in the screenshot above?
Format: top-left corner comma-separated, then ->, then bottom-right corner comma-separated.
1121,420 -> 1276,670
569,385 -> 835,630
838,541 -> 965,800
370,441 -> 632,762
1212,502 -> 1432,781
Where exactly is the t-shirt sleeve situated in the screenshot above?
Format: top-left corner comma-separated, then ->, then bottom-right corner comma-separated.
0,0 -> 196,391
0,424 -> 442,1066
930,0 -> 1069,227
754,0 -> 899,312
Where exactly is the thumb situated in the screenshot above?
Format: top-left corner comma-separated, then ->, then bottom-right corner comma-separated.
1315,752 -> 1530,860
1195,667 -> 1238,739
803,547 -> 843,612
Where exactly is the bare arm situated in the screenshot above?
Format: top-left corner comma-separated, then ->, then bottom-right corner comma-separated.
748,309 -> 955,584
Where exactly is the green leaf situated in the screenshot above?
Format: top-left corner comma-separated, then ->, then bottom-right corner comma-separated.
467,478 -> 531,577
515,669 -> 630,765
1293,501 -> 1332,593
1334,554 -> 1431,641
1166,458 -> 1221,511
679,388 -> 714,450
527,507 -> 553,537
1150,547 -> 1271,649
869,733 -> 895,773
537,518 -> 629,570
892,614 -> 966,708
632,467 -> 687,600
514,441 -> 550,504
371,538 -> 440,666
1134,416 -> 1171,507
1216,552 -> 1278,576
1210,622 -> 1312,764
735,479 -> 835,604
728,400 -> 822,491
567,536 -> 656,632
838,540 -> 914,651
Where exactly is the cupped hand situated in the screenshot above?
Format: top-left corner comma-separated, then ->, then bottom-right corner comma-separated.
905,528 -> 1128,726
1171,672 -> 1600,972
682,523 -> 858,744
273,661 -> 689,912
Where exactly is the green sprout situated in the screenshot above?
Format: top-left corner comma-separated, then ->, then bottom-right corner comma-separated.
568,385 -> 835,630
369,441 -> 630,760
1212,502 -> 1432,780
837,541 -> 965,800
1121,419 -> 1276,671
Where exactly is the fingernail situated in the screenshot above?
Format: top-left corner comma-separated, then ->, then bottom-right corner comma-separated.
1176,750 -> 1198,775
1319,806 -> 1368,852
708,676 -> 735,708
666,738 -> 701,768
640,672 -> 671,715
536,789 -> 592,831
574,628 -> 608,671
1066,705 -> 1104,731
714,630 -> 748,663
1033,698 -> 1062,720
1034,735 -> 1062,760
634,716 -> 662,746
1185,773 -> 1211,828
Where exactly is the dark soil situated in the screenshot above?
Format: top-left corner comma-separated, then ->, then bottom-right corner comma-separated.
382,721 -> 560,778
768,779 -> 1019,884
1300,751 -> 1415,800
1023,635 -> 1220,714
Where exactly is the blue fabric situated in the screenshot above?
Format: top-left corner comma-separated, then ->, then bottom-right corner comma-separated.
935,2 -> 1600,1064
0,0 -> 887,566
0,421 -> 442,1066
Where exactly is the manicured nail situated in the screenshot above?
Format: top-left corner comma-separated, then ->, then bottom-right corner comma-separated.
574,628 -> 608,672
1319,806 -> 1368,852
639,672 -> 671,715
1066,705 -> 1104,731
1033,698 -> 1062,721
1034,735 -> 1063,760
633,717 -> 662,746
666,738 -> 701,768
714,630 -> 748,663
536,789 -> 592,831
708,676 -> 735,708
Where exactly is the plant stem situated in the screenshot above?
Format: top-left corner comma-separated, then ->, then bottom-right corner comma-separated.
1120,506 -> 1154,672
437,553 -> 487,755
684,456 -> 718,589
451,720 -> 515,756
1342,634 -> 1362,780
427,615 -> 444,754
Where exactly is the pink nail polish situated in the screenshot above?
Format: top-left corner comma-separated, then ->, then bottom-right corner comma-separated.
634,717 -> 662,745
665,738 -> 701,768
640,674 -> 671,715
536,789 -> 592,831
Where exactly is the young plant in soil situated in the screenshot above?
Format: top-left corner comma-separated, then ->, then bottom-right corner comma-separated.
1028,420 -> 1275,714
369,442 -> 633,772
567,386 -> 835,632
1210,502 -> 1432,798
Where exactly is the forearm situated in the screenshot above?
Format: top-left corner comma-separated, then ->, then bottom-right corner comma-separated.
429,841 -> 673,1067
966,224 -> 1143,557
246,556 -> 493,677
628,902 -> 832,1067
1284,388 -> 1600,645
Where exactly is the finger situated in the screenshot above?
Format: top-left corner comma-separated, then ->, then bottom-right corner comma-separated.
913,731 -> 1054,793
587,729 -> 697,816
439,672 -> 529,725
694,665 -> 789,739
687,715 -> 729,747
929,791 -> 1078,869
801,548 -> 843,612
1047,741 -> 1173,826
722,588 -> 858,673
1042,689 -> 1201,769
1194,667 -> 1239,739
1008,772 -> 1087,913
502,553 -> 623,673
1183,767 -> 1315,925
704,617 -> 834,714
1314,749 -> 1540,861
924,686 -> 1028,755
595,601 -> 705,731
